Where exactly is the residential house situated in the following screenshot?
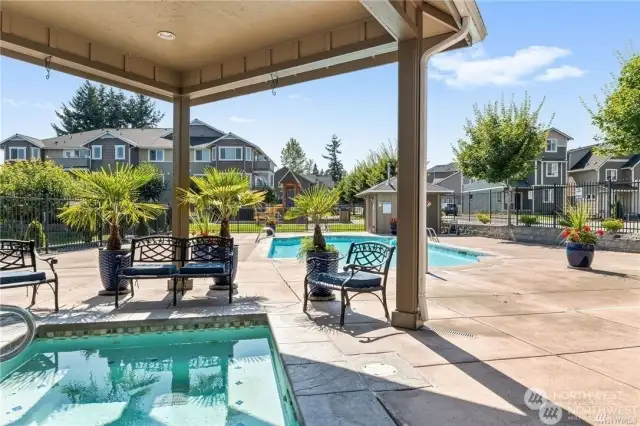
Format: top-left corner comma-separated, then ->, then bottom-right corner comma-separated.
0,119 -> 276,202
567,144 -> 640,219
274,167 -> 335,207
461,127 -> 573,214
427,162 -> 463,196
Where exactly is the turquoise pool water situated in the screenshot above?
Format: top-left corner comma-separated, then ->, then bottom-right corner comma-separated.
0,327 -> 298,426
268,235 -> 482,267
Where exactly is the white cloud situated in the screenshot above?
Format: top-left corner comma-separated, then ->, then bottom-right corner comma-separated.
288,93 -> 311,101
535,65 -> 586,82
429,45 -> 581,87
228,116 -> 255,123
2,98 -> 55,110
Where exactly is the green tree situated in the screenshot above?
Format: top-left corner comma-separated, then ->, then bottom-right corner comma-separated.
137,163 -> 168,202
52,81 -> 165,135
312,162 -> 320,175
322,134 -> 345,183
280,138 -> 307,173
178,168 -> 266,238
338,142 -> 397,204
303,159 -> 317,175
58,164 -> 165,250
453,95 -> 550,225
584,52 -> 640,155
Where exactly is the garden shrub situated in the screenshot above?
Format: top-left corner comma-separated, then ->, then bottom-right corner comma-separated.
602,218 -> 624,233
476,212 -> 490,224
520,215 -> 538,226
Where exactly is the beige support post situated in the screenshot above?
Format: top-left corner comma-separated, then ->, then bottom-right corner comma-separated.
391,36 -> 427,330
169,94 -> 192,291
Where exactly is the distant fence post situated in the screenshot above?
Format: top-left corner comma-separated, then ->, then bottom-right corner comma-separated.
553,183 -> 557,228
488,190 -> 492,223
468,192 -> 471,222
608,179 -> 613,219
43,192 -> 50,254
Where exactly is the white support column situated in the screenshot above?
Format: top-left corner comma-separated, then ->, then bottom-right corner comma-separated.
391,35 -> 427,330
171,94 -> 191,239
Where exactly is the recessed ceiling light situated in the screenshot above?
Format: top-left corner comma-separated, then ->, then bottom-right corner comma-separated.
157,31 -> 176,41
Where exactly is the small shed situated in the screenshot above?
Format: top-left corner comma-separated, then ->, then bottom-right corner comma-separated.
357,177 -> 453,234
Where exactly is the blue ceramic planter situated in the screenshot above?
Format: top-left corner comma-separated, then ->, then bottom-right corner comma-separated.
566,243 -> 594,268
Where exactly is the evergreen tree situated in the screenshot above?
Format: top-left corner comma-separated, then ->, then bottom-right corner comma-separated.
303,159 -> 318,175
280,138 -> 307,173
312,162 -> 320,175
52,81 -> 165,135
322,134 -> 345,183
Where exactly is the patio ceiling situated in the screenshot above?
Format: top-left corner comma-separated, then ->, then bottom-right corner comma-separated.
0,0 -> 486,105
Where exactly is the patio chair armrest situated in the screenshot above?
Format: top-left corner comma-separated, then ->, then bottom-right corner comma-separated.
114,253 -> 132,271
34,251 -> 58,266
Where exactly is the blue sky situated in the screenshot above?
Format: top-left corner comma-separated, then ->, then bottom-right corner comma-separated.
1,1 -> 639,170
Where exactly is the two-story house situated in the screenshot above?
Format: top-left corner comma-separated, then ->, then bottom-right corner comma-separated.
0,119 -> 276,202
461,127 -> 573,214
568,144 -> 640,219
427,162 -> 463,195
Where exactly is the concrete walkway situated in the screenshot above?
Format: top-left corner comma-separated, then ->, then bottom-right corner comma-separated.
2,235 -> 640,425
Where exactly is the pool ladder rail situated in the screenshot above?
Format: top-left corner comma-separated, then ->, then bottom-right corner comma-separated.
0,305 -> 37,362
426,227 -> 440,243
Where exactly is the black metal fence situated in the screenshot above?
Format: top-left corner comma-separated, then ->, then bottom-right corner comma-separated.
0,195 -> 365,252
441,179 -> 640,233
0,195 -> 171,253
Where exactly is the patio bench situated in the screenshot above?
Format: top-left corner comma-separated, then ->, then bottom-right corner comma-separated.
304,241 -> 395,326
114,236 -> 235,308
0,240 -> 59,312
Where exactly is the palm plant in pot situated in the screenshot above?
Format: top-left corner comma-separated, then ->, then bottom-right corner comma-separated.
179,167 -> 265,289
559,203 -> 605,269
58,164 -> 164,294
285,186 -> 340,301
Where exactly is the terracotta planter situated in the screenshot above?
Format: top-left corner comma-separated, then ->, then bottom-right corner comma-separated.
566,243 -> 595,268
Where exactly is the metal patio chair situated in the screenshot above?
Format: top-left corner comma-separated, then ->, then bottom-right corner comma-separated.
304,241 -> 395,326
0,240 -> 59,312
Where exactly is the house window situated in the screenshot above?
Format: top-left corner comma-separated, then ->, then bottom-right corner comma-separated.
496,192 -> 502,203
92,145 -> 103,160
194,149 -> 211,162
115,145 -> 126,160
546,139 -> 557,152
9,147 -> 26,160
218,147 -> 243,161
245,147 -> 253,161
545,162 -> 559,177
543,188 -> 554,203
148,149 -> 164,162
64,149 -> 90,158
605,169 -> 618,181
31,147 -> 41,159
269,173 -> 274,187
211,147 -> 216,160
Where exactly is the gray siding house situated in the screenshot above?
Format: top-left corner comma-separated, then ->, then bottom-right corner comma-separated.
567,144 -> 640,219
460,127 -> 573,214
427,162 -> 463,196
0,119 -> 276,202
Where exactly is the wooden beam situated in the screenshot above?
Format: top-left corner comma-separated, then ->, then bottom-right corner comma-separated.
360,0 -> 420,41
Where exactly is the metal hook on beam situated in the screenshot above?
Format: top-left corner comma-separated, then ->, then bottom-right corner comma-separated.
44,56 -> 53,80
269,73 -> 278,96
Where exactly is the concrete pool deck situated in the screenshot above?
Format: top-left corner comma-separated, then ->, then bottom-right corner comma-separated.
2,235 -> 640,425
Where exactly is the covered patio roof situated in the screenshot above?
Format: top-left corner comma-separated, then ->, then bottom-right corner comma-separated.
1,0 -> 487,331
1,0 -> 486,104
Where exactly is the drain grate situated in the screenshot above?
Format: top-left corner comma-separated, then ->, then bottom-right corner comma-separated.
423,326 -> 477,338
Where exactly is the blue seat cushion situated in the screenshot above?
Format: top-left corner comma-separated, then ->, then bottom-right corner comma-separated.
179,262 -> 226,275
121,264 -> 177,276
0,270 -> 46,285
315,271 -> 382,289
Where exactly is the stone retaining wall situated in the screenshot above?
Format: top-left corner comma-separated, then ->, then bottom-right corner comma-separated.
458,224 -> 640,253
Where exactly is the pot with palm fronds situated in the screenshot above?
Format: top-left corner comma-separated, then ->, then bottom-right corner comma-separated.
58,164 -> 165,294
179,168 -> 266,290
286,186 -> 341,301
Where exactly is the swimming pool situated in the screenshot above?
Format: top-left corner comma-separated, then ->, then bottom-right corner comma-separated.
1,326 -> 298,425
268,235 -> 483,268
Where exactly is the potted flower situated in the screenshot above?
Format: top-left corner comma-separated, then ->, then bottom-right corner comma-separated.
265,214 -> 277,232
285,186 -> 340,301
58,164 -> 165,295
559,203 -> 605,269
179,168 -> 265,289
389,217 -> 397,235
